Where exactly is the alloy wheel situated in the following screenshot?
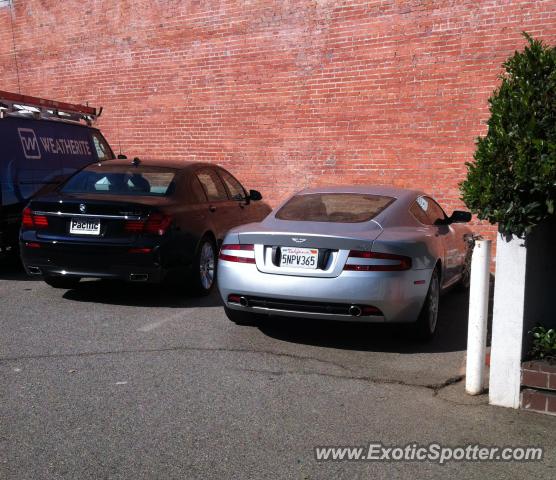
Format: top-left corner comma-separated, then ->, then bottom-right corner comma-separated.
199,241 -> 215,290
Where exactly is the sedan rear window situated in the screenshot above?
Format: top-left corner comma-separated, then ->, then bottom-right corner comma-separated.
61,166 -> 176,197
275,193 -> 394,223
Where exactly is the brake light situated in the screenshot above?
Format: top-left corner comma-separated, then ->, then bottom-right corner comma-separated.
124,220 -> 144,233
219,244 -> 256,264
21,207 -> 48,230
33,215 -> 49,228
22,207 -> 34,228
145,213 -> 173,235
344,250 -> 412,271
124,213 -> 173,236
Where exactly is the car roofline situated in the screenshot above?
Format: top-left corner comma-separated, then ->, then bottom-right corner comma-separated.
90,159 -> 216,171
294,185 -> 426,200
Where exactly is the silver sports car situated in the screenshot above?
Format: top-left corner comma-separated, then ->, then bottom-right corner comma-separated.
217,186 -> 474,339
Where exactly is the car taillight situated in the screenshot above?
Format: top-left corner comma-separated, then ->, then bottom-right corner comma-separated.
344,250 -> 412,271
33,215 -> 49,228
145,213 -> 173,235
124,213 -> 173,236
21,207 -> 48,230
124,220 -> 144,233
219,244 -> 256,264
22,208 -> 34,228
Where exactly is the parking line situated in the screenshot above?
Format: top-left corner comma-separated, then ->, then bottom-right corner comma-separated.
137,313 -> 182,332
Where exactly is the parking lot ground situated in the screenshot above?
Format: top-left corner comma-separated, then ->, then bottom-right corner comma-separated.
1,264 -> 554,479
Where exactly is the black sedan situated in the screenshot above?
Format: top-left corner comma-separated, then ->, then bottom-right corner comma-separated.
19,159 -> 271,294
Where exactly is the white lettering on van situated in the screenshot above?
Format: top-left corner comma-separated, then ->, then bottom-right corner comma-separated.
38,136 -> 92,156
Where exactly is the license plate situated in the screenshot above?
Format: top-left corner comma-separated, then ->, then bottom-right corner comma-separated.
280,246 -> 318,269
70,218 -> 101,235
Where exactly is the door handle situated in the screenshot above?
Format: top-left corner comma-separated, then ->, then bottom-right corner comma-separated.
209,205 -> 217,212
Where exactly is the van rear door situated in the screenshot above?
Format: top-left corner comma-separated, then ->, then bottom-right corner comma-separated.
2,117 -> 114,201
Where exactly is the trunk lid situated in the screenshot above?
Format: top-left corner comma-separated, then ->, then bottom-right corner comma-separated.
29,193 -> 174,242
237,218 -> 383,278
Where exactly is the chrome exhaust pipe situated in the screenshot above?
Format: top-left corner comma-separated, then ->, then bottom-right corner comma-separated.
348,305 -> 362,317
239,296 -> 249,307
129,273 -> 148,282
28,266 -> 42,275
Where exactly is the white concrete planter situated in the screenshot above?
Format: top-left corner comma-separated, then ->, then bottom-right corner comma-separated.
489,219 -> 556,408
489,233 -> 527,408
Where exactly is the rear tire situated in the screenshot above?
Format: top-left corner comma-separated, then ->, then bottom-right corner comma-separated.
224,306 -> 260,326
191,236 -> 217,296
414,268 -> 440,341
44,276 -> 81,289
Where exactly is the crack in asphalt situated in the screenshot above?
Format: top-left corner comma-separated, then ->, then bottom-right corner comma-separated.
236,367 -> 464,394
0,344 -> 356,374
0,343 -> 464,394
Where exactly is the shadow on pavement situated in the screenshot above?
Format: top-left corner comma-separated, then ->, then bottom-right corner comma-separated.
63,279 -> 223,308
257,289 -> 474,354
0,258 -> 35,282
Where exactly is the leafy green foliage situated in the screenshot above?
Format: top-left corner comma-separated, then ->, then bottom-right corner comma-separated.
460,34 -> 556,237
529,325 -> 556,360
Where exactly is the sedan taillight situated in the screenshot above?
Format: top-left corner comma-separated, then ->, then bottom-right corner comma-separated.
124,219 -> 144,233
22,207 -> 49,230
124,213 -> 173,236
219,244 -> 256,264
145,213 -> 173,236
344,250 -> 412,271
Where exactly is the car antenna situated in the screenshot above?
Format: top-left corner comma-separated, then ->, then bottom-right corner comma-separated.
115,112 -> 125,159
132,157 -> 141,166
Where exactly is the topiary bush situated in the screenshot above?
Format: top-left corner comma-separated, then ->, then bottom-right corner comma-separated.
460,34 -> 556,238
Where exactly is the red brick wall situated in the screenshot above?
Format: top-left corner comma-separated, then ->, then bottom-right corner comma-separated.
2,0 -> 556,241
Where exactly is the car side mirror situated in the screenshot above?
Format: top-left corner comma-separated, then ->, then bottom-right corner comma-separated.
248,189 -> 262,201
449,210 -> 472,223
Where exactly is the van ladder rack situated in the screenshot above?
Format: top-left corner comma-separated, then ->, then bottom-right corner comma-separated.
0,90 -> 100,125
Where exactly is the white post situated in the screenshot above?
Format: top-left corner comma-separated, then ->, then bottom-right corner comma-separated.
465,239 -> 491,395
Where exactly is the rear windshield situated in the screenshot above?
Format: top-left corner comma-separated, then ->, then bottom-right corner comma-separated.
60,165 -> 177,197
275,193 -> 394,223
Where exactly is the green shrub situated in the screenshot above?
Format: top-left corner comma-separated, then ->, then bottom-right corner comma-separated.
460,34 -> 556,237
529,325 -> 556,361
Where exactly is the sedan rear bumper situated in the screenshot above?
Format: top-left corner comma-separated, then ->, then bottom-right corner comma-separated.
23,263 -> 164,283
20,240 -> 166,283
217,260 -> 433,323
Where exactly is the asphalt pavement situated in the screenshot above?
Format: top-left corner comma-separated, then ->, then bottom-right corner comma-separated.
1,263 -> 554,479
